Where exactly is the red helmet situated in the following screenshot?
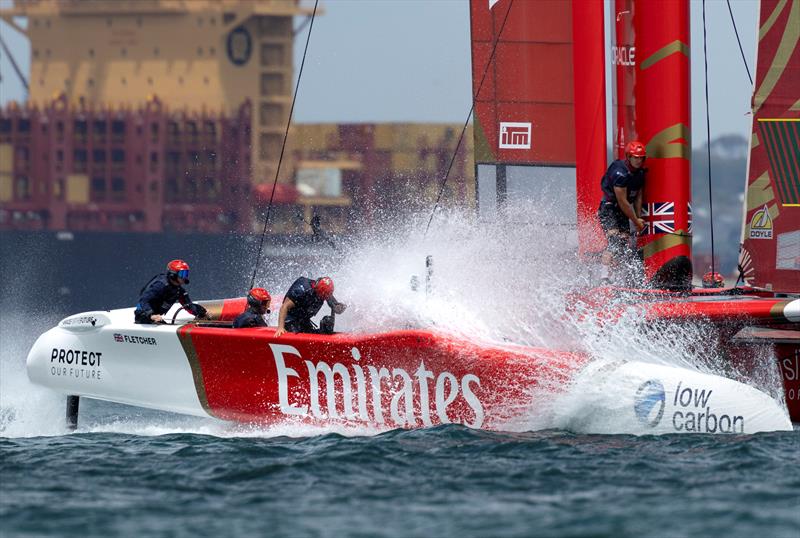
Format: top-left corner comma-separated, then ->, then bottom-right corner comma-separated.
167,259 -> 190,283
313,277 -> 334,300
247,287 -> 271,312
625,140 -> 646,158
702,271 -> 725,288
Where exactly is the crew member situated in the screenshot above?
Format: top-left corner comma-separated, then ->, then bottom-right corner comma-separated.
275,276 -> 346,337
233,287 -> 271,328
134,259 -> 208,324
597,140 -> 647,280
702,271 -> 725,289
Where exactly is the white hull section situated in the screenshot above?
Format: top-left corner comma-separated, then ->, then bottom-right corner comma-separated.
560,360 -> 792,434
26,307 -> 209,418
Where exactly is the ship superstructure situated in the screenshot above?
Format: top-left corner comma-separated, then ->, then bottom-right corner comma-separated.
0,0 -> 475,233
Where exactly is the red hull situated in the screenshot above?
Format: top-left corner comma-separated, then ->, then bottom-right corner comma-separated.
191,289 -> 799,424
176,325 -> 587,429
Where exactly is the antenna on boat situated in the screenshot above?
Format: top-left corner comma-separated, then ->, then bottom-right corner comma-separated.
410,275 -> 420,292
424,0 -> 516,236
426,255 -> 433,298
249,0 -> 320,289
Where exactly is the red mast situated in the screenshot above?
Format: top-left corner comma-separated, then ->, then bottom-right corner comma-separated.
632,0 -> 693,290
613,0 -> 638,159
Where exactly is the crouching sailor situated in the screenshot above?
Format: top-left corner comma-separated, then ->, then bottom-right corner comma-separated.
597,140 -> 647,284
233,287 -> 271,328
134,259 -> 208,324
275,276 -> 346,337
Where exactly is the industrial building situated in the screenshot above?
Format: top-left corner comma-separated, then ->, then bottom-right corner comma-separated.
0,0 -> 474,234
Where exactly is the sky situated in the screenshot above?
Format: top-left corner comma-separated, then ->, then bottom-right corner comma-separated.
0,0 -> 759,146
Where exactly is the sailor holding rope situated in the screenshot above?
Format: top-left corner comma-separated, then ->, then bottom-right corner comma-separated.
597,141 -> 647,283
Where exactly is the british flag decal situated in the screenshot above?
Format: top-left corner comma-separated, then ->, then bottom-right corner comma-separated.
641,202 -> 691,236
688,203 -> 692,234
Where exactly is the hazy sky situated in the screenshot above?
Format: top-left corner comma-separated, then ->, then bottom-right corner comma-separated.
1,0 -> 759,146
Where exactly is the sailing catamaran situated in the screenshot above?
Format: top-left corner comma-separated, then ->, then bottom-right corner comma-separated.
25,0 -> 797,433
470,0 -> 798,420
24,291 -> 793,434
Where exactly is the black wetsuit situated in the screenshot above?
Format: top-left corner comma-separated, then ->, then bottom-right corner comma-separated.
134,274 -> 206,324
598,159 -> 646,234
283,277 -> 337,333
233,307 -> 268,329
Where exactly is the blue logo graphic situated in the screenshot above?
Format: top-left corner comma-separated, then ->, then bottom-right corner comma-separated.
634,379 -> 666,427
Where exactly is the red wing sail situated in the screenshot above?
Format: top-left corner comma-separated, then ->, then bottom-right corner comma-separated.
572,0 -> 608,256
470,0 -> 575,165
739,0 -> 800,293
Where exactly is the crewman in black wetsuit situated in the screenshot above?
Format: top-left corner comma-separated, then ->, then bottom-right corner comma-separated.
134,259 -> 208,324
232,287 -> 271,328
274,276 -> 346,337
597,140 -> 647,282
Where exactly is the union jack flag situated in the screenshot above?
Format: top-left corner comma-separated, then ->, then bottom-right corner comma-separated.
688,203 -> 692,234
641,202 -> 675,235
113,333 -> 124,342
641,202 -> 692,236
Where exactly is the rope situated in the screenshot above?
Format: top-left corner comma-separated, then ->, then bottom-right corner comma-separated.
702,0 -> 717,278
249,0 -> 319,289
0,31 -> 29,91
424,0 -> 515,236
725,0 -> 753,86
727,0 -> 752,289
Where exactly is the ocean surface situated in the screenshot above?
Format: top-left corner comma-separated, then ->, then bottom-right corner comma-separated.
2,225 -> 799,538
1,419 -> 799,538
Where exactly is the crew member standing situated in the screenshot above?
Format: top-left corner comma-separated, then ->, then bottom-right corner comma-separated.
233,288 -> 271,328
597,140 -> 647,281
134,259 -> 208,324
274,276 -> 346,336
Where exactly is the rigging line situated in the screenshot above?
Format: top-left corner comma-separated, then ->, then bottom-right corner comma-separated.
249,0 -> 319,290
702,0 -> 717,279
0,31 -> 29,91
424,0 -> 515,236
294,14 -> 312,36
725,0 -> 753,86
725,0 -> 751,289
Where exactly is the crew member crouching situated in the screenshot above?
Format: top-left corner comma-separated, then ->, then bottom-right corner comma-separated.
233,288 -> 271,328
134,259 -> 208,324
597,140 -> 647,283
275,276 -> 346,337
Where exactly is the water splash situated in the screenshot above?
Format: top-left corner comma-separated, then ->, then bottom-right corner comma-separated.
0,205 -> 787,437
0,314 -> 66,438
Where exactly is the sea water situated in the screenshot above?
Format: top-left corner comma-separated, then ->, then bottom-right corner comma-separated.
1,210 -> 798,537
